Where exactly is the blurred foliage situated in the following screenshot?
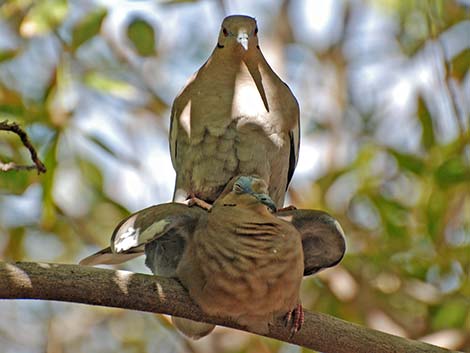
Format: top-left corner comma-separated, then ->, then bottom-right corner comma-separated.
126,17 -> 157,57
0,0 -> 469,352
71,7 -> 107,50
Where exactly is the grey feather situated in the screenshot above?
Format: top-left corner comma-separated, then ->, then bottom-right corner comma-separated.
276,209 -> 346,276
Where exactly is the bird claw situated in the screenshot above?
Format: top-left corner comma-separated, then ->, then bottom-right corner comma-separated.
284,303 -> 304,337
277,205 -> 297,212
185,196 -> 212,211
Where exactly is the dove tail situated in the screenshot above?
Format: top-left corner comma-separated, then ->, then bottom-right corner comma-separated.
171,317 -> 215,339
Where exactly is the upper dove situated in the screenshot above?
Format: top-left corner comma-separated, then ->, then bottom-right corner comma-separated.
170,15 -> 300,209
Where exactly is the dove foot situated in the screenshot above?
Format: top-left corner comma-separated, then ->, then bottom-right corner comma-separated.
185,195 -> 212,210
285,303 -> 304,337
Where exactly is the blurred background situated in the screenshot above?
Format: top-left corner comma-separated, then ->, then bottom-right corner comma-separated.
0,0 -> 469,352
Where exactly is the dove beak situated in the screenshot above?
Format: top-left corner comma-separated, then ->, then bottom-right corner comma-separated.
254,193 -> 277,213
237,31 -> 249,50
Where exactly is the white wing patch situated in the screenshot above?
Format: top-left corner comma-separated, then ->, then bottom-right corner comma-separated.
113,219 -> 171,254
114,226 -> 139,253
179,100 -> 192,137
334,220 -> 346,241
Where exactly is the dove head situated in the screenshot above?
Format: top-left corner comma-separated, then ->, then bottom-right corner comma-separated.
217,15 -> 259,53
232,176 -> 276,212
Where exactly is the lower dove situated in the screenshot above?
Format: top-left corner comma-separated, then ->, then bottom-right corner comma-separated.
79,176 -> 346,339
175,175 -> 304,337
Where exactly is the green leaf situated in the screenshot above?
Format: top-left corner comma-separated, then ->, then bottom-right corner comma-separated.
449,48 -> 470,82
4,227 -> 25,260
431,300 -> 467,329
0,166 -> 30,194
40,132 -> 59,230
417,97 -> 435,151
71,8 -> 107,50
0,49 -> 19,62
77,158 -> 103,191
434,156 -> 470,187
86,134 -> 119,160
20,0 -> 68,37
372,195 -> 408,238
426,189 -> 446,239
389,149 -> 426,174
84,72 -> 137,98
127,18 -> 156,57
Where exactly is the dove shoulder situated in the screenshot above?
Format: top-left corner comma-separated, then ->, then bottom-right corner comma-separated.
276,209 -> 346,276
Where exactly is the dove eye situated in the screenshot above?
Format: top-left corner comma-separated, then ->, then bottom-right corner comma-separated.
222,28 -> 229,37
233,183 -> 244,193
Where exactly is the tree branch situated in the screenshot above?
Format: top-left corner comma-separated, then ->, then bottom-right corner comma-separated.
0,261 -> 458,353
0,120 -> 47,174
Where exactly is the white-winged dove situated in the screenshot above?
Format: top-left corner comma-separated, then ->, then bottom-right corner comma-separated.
79,176 -> 346,339
170,15 -> 300,209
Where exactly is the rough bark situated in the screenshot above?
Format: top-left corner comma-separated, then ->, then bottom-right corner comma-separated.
0,261 -> 458,353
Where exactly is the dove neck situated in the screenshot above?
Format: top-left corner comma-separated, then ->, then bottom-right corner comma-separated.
209,47 -> 268,73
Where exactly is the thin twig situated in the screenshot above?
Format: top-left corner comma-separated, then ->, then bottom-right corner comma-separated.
0,120 -> 47,174
0,161 -> 38,172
